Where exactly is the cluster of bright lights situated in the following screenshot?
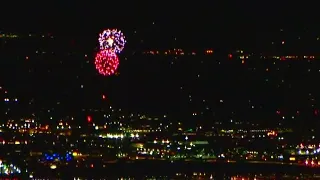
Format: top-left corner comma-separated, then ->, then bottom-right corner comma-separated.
94,29 -> 126,76
43,152 -> 73,162
0,160 -> 21,175
98,133 -> 139,139
297,144 -> 320,155
95,50 -> 119,76
298,148 -> 320,155
98,29 -> 126,54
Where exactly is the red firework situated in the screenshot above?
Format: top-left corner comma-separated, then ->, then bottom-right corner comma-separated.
94,50 -> 119,76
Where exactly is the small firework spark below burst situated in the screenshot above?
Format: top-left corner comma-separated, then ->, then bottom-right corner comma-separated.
98,29 -> 126,54
94,50 -> 119,76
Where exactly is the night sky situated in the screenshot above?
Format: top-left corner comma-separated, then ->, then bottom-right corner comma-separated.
2,2 -> 319,44
1,1 -> 320,116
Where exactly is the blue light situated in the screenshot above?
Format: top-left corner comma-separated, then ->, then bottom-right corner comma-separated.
43,152 -> 73,162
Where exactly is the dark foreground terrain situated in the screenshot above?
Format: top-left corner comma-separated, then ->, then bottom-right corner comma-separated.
28,161 -> 320,179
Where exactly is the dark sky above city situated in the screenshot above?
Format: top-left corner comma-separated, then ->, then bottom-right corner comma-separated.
1,2 -> 319,50
2,2 -> 318,33
0,1 -> 320,115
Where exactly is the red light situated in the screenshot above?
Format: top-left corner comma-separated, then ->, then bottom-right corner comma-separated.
95,49 -> 119,76
90,164 -> 94,168
87,116 -> 92,123
102,95 -> 106,99
300,143 -> 304,148
276,110 -> 280,115
228,54 -> 232,58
